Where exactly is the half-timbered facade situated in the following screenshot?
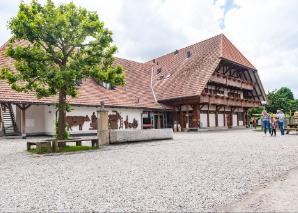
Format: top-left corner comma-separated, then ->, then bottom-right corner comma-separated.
0,34 -> 266,136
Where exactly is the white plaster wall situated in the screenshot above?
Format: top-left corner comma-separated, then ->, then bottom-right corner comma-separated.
209,113 -> 215,127
218,113 -> 224,127
25,105 -> 46,134
64,106 -> 143,135
200,113 -> 207,128
44,105 -> 56,135
201,105 -> 209,110
28,105 -> 142,135
233,114 -> 238,127
181,105 -> 193,111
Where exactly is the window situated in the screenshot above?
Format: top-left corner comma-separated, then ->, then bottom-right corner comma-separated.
186,51 -> 191,58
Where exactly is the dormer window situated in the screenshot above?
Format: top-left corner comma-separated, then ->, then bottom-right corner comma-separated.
157,68 -> 162,74
102,82 -> 112,89
97,80 -> 113,90
186,51 -> 191,58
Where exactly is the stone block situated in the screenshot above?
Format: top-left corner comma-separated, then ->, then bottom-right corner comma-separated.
109,128 -> 173,144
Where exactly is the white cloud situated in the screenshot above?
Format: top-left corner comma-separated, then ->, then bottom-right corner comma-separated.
223,0 -> 298,97
1,0 -> 298,97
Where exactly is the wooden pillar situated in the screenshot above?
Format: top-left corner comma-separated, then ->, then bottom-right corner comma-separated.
237,111 -> 239,126
243,108 -> 247,127
21,108 -> 26,139
207,105 -> 210,128
186,105 -> 189,129
223,106 -> 226,127
179,106 -> 184,131
16,104 -> 31,139
192,104 -> 199,128
215,106 -> 220,127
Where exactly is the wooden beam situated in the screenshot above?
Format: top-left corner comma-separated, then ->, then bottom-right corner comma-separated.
207,105 -> 210,128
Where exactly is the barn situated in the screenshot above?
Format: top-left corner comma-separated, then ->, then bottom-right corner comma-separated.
0,34 -> 266,137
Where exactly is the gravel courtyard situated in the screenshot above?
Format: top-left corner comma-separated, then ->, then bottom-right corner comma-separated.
1,129 -> 298,212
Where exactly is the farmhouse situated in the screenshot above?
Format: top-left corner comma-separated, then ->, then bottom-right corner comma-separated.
0,34 -> 266,137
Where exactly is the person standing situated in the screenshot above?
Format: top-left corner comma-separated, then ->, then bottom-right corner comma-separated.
271,116 -> 278,136
262,110 -> 271,136
276,109 -> 285,135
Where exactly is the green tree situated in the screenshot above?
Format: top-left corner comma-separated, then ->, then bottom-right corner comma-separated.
266,87 -> 294,113
290,99 -> 298,112
247,106 -> 264,120
275,87 -> 294,100
0,0 -> 124,139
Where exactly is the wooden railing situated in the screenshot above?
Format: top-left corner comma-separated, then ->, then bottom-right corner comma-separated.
200,94 -> 260,108
210,73 -> 254,90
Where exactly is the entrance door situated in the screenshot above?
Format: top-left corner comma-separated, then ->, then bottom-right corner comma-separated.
154,113 -> 164,129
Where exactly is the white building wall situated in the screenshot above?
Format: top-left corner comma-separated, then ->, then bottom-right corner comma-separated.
218,113 -> 224,127
25,105 -> 141,135
232,113 -> 238,127
25,105 -> 46,134
209,113 -> 216,127
200,113 -> 208,128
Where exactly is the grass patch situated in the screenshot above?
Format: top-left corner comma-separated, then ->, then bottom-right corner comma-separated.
28,145 -> 97,154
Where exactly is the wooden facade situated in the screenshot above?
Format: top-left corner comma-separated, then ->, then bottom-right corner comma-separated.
160,60 -> 263,131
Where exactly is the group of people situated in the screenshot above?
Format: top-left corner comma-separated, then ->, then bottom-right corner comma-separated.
262,109 -> 285,136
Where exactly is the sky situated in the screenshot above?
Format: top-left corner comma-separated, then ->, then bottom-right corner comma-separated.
0,0 -> 298,97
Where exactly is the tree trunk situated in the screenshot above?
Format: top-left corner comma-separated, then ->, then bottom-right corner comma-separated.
57,89 -> 67,140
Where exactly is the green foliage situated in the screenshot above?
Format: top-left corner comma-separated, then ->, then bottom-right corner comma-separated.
289,99 -> 298,112
55,121 -> 69,139
262,87 -> 298,114
247,106 -> 264,119
29,145 -> 97,154
0,0 -> 124,97
275,87 -> 294,100
266,87 -> 295,113
0,0 -> 125,139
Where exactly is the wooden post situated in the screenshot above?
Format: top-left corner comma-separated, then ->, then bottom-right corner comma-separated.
21,108 -> 26,139
16,104 -> 31,139
237,111 -> 239,126
215,110 -> 218,127
207,105 -> 210,128
192,104 -> 199,128
223,106 -> 226,127
180,107 -> 184,131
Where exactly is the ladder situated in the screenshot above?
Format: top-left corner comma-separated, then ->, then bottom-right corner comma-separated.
0,103 -> 18,136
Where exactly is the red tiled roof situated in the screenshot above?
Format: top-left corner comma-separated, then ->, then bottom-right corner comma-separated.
148,34 -> 257,101
0,40 -> 166,109
0,34 -> 260,108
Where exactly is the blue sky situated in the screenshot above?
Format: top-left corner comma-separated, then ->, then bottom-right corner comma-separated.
0,0 -> 298,97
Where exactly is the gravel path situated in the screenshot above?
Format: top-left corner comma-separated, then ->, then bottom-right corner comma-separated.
227,167 -> 298,212
0,130 -> 298,212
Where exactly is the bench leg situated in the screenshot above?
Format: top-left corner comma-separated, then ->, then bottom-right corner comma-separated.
52,141 -> 57,152
27,143 -> 31,151
92,139 -> 99,148
36,144 -> 42,154
47,143 -> 52,153
76,141 -> 82,146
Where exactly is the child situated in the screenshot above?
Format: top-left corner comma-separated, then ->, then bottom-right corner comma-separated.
271,116 -> 278,136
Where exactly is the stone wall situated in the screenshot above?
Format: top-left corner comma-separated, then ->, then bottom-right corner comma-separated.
109,128 -> 173,144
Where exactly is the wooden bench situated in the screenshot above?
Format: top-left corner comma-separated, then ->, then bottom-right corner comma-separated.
285,128 -> 298,134
52,137 -> 98,152
27,141 -> 52,153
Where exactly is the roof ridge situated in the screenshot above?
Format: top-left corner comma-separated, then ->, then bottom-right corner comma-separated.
148,33 -> 223,63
